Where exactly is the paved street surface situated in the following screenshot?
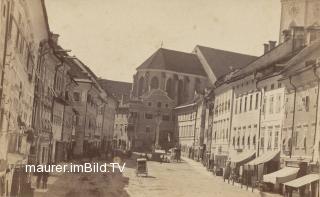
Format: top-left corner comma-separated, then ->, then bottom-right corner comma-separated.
34,157 -> 279,197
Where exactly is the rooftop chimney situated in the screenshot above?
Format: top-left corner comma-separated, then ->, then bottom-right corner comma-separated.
50,33 -> 60,44
263,43 -> 269,54
269,41 -> 276,50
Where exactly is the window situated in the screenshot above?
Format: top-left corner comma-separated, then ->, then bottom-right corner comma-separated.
267,130 -> 272,150
249,95 -> 253,111
148,102 -> 152,106
269,96 -> 274,114
157,102 -> 162,108
278,83 -> 282,88
235,99 -> 238,114
276,94 -> 282,113
275,131 -> 279,148
255,93 -> 259,109
146,126 -> 150,133
145,113 -> 153,119
244,97 -> 247,112
304,96 -> 310,112
242,136 -> 245,146
165,104 -> 169,108
271,84 -> 275,90
262,97 -> 266,114
227,100 -> 231,111
162,115 -> 170,121
87,94 -> 91,103
239,98 -> 242,113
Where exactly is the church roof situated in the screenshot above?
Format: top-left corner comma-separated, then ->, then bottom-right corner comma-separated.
136,48 -> 207,76
196,45 -> 257,79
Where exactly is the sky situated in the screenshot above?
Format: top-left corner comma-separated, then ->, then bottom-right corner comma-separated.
45,0 -> 281,83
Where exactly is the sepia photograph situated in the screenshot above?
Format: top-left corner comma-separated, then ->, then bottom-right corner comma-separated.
0,0 -> 319,196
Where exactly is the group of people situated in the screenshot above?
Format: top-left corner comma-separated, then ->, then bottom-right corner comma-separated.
35,165 -> 50,190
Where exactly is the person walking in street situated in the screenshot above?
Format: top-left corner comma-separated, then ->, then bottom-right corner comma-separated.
42,168 -> 49,189
35,163 -> 42,189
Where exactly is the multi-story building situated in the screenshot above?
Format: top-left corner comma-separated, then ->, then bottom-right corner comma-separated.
0,0 -> 52,196
281,38 -> 320,167
99,79 -> 132,150
174,96 -> 200,157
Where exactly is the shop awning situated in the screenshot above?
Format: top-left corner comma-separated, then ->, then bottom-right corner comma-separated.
263,167 -> 299,184
230,151 -> 255,168
245,151 -> 280,168
284,174 -> 320,188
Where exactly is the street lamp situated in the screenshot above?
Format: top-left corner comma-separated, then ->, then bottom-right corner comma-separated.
154,110 -> 162,150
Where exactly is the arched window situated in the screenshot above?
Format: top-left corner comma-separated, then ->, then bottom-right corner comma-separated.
138,77 -> 145,96
177,79 -> 184,105
150,76 -> 159,89
166,78 -> 173,99
247,136 -> 250,145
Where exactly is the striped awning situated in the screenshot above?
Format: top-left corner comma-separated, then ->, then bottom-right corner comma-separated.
284,174 -> 320,188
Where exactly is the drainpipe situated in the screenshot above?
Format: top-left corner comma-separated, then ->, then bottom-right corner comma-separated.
312,66 -> 320,162
254,74 -> 263,157
193,101 -> 198,160
289,76 -> 297,159
228,88 -> 235,150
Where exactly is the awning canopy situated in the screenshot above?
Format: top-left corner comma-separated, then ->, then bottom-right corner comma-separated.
263,167 -> 299,184
284,174 -> 320,188
245,151 -> 280,168
230,151 -> 255,168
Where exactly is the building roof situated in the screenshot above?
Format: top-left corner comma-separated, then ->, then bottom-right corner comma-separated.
136,48 -> 207,76
281,39 -> 320,76
98,79 -> 132,104
196,45 -> 257,79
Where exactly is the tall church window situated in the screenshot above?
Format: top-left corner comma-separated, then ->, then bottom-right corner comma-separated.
150,76 -> 159,89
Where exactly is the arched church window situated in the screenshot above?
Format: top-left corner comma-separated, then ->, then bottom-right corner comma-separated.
138,76 -> 145,96
150,76 -> 159,89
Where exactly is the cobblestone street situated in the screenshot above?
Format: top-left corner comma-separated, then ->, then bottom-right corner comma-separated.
33,157 -> 281,197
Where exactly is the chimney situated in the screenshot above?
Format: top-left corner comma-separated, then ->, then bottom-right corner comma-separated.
50,33 -> 60,44
263,43 -> 269,54
269,41 -> 276,50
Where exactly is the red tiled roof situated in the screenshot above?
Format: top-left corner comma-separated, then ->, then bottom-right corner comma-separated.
137,48 -> 207,76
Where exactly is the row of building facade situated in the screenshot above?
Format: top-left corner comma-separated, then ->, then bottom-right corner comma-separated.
0,0 -> 117,196
110,0 -> 320,195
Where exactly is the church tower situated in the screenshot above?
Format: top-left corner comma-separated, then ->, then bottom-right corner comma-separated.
279,0 -> 320,43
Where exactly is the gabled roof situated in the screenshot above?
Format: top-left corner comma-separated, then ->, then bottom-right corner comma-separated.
99,79 -> 132,104
196,45 -> 257,79
136,48 -> 207,76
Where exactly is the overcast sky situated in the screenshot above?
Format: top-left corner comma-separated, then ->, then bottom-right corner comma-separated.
45,0 -> 281,83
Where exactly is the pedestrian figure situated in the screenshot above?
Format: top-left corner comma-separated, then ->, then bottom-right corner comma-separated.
176,147 -> 181,162
35,163 -> 42,189
42,169 -> 49,189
